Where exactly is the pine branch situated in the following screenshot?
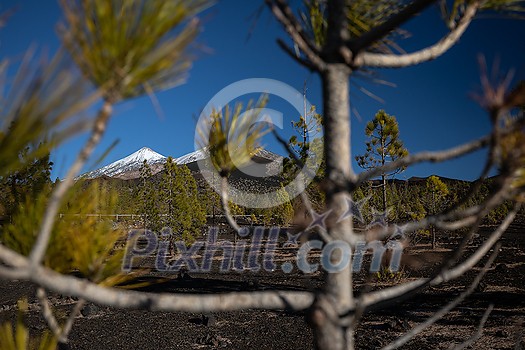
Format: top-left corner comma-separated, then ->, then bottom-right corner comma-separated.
355,132 -> 491,186
0,248 -> 314,313
266,0 -> 326,71
354,1 -> 480,68
29,101 -> 113,265
347,0 -> 438,54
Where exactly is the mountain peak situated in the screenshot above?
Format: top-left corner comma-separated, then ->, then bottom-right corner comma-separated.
80,147 -> 167,179
126,147 -> 166,163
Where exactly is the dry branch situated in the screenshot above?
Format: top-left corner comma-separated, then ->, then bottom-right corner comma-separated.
449,304 -> 494,350
356,132 -> 491,186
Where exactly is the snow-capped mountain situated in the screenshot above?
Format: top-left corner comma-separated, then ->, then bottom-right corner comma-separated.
81,147 -> 167,179
80,146 -> 284,180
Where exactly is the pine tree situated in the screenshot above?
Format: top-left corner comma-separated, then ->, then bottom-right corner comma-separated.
1,146 -> 53,218
136,160 -> 160,232
423,175 -> 450,248
160,157 -> 177,229
284,82 -> 324,180
356,110 -> 408,212
273,184 -> 294,226
159,158 -> 205,247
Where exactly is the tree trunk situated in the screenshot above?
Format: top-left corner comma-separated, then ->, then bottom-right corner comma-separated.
432,191 -> 436,249
431,225 -> 436,249
310,64 -> 355,350
382,173 -> 387,212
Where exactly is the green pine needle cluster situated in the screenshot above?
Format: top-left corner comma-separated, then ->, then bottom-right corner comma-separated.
2,181 -> 141,287
59,0 -> 211,101
0,50 -> 95,178
198,95 -> 270,177
304,0 -> 408,53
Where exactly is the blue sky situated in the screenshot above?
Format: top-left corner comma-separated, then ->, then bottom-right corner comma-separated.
1,0 -> 524,181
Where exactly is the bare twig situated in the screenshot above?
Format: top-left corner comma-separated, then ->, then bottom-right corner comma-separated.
449,304 -> 494,350
356,132 -> 491,186
36,288 -> 62,338
277,39 -> 318,71
381,245 -> 499,350
37,287 -> 90,344
59,298 -> 86,343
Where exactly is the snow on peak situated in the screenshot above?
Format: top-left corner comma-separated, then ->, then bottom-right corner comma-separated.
175,148 -> 209,165
119,147 -> 166,165
80,147 -> 167,179
79,146 -> 284,180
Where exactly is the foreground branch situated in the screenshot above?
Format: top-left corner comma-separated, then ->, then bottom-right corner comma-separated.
29,101 -> 113,265
381,244 -> 499,350
37,287 -> 86,344
36,288 -> 62,338
354,1 -> 479,68
356,132 -> 491,186
361,207 -> 518,310
0,247 -> 314,313
220,176 -> 242,233
266,0 -> 326,71
450,304 -> 494,350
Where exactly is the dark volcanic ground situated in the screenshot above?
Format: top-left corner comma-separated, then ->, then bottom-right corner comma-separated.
1,222 -> 524,350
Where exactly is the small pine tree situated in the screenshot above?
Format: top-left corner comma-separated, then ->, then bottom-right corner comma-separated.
283,83 -> 325,182
356,110 -> 408,212
423,175 -> 449,248
1,146 -> 53,218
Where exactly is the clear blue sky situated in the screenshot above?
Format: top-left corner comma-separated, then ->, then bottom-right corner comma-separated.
1,0 -> 524,181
